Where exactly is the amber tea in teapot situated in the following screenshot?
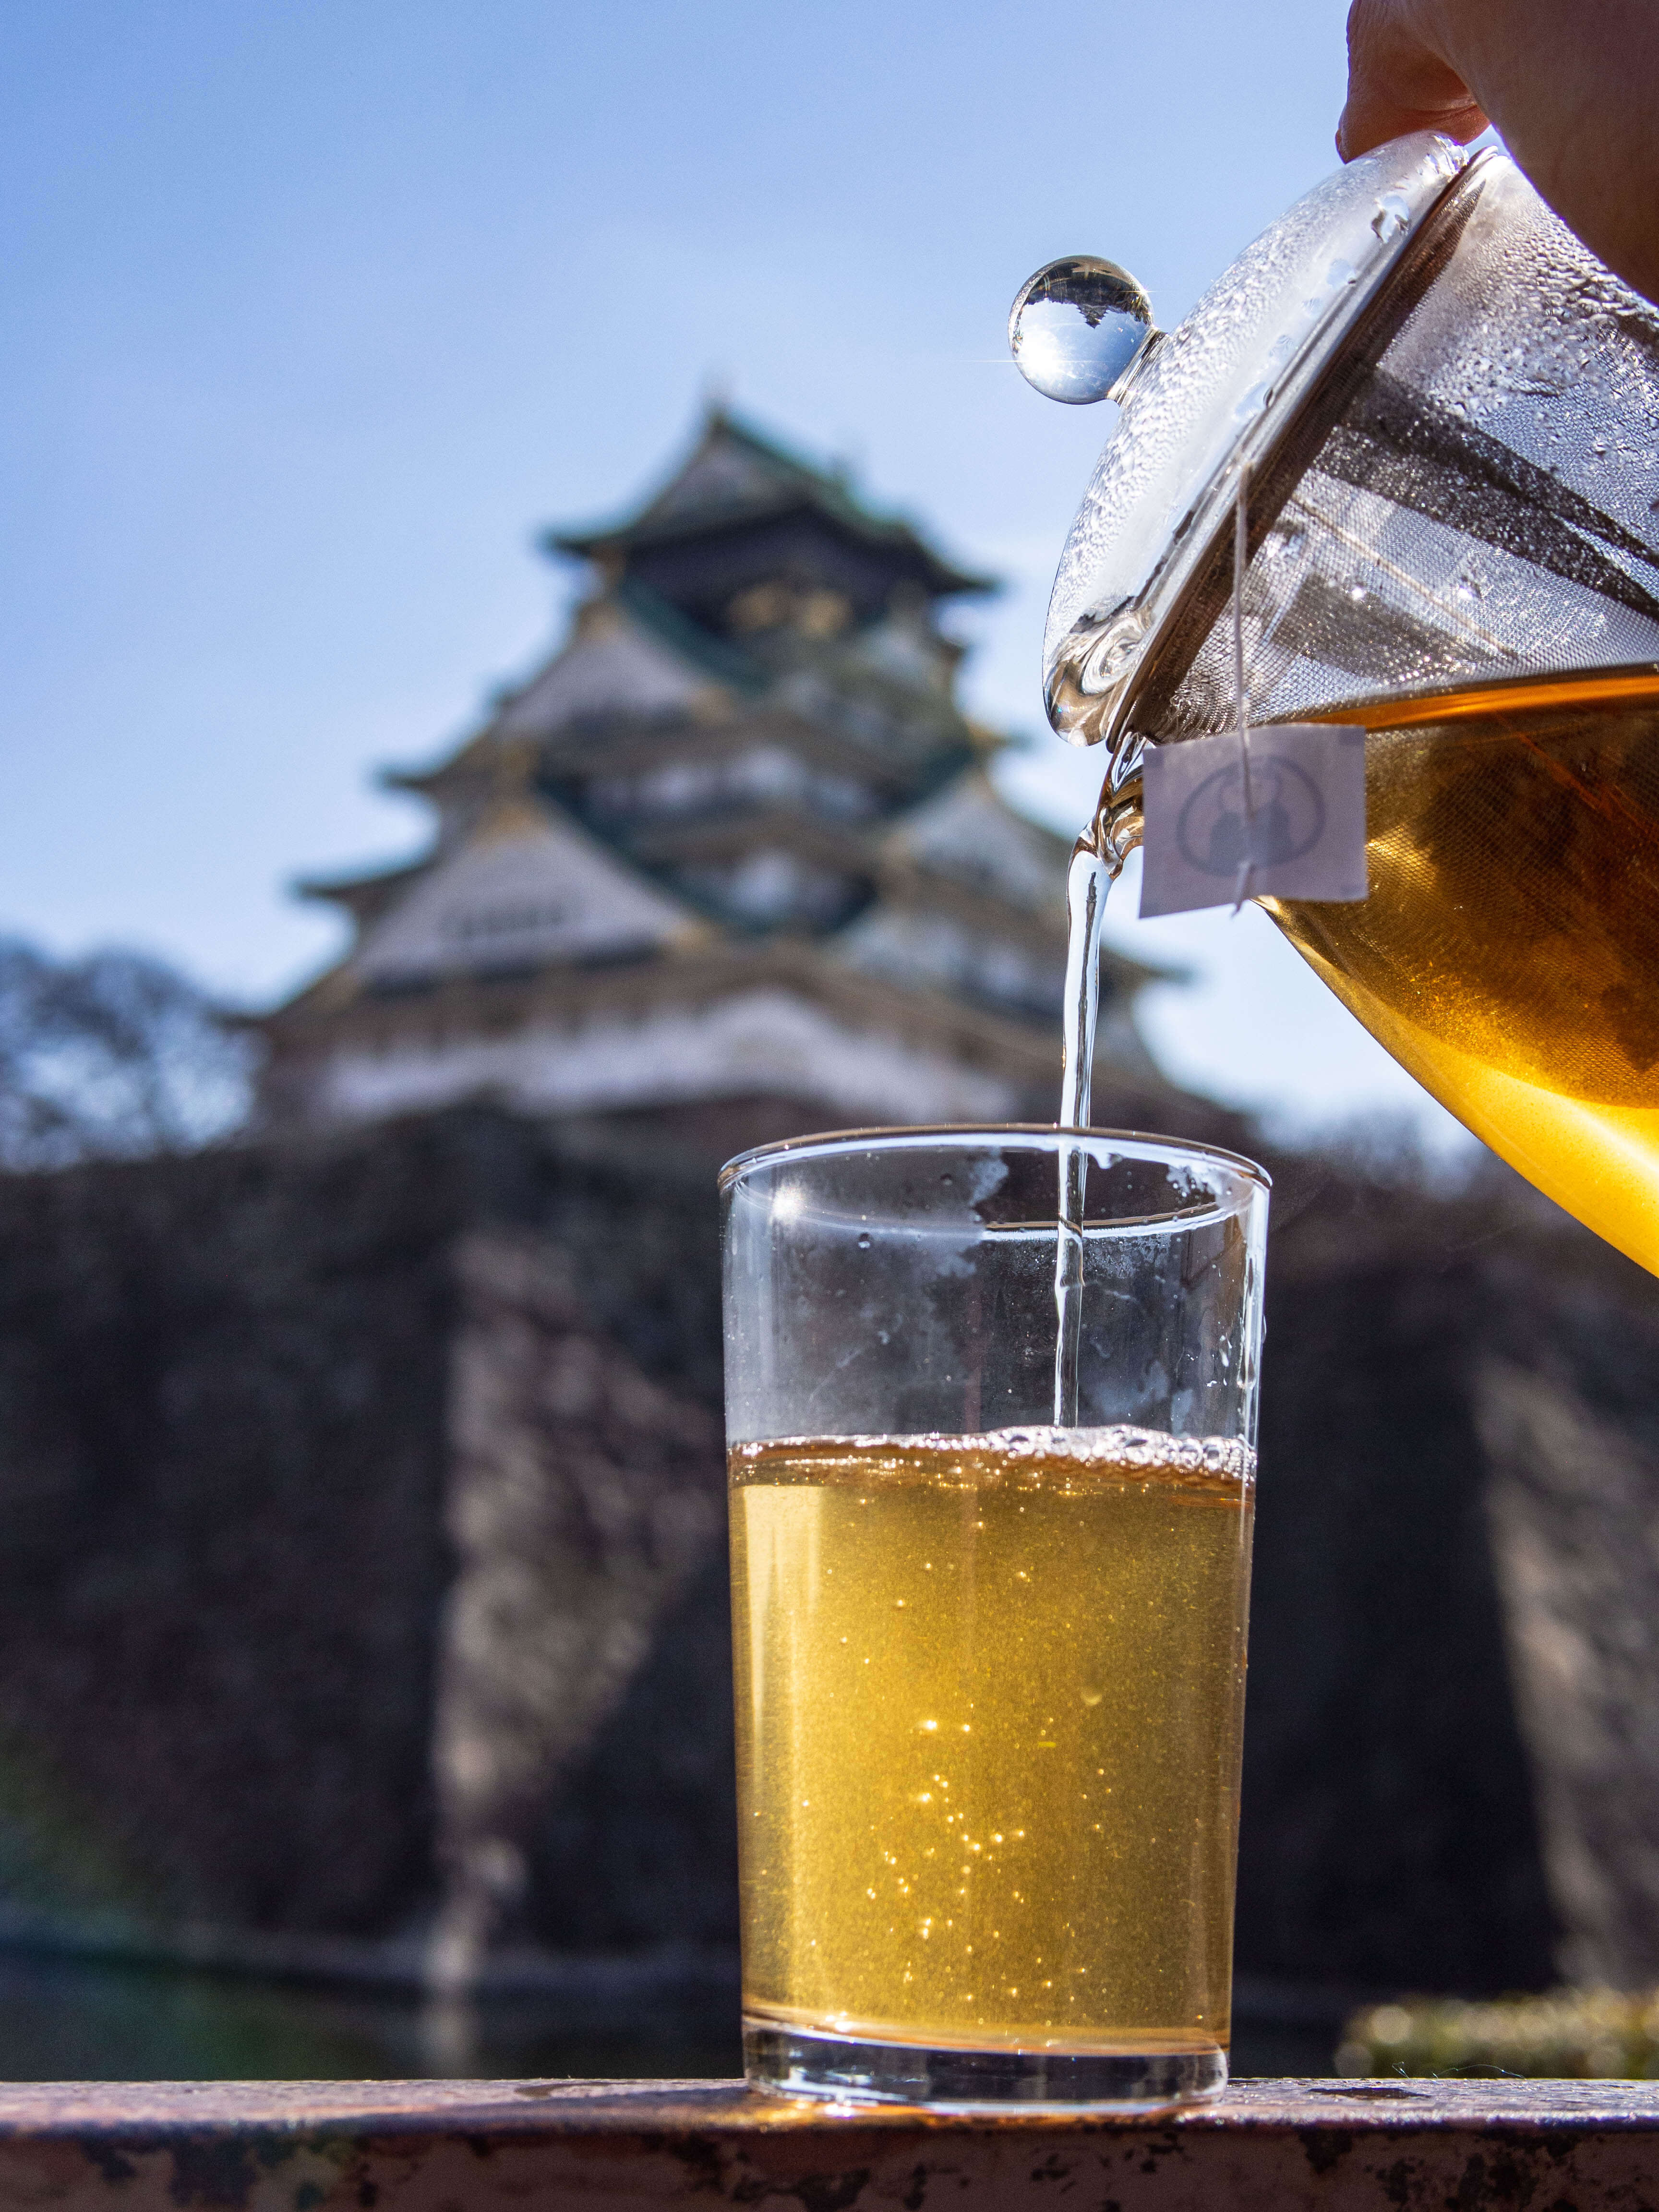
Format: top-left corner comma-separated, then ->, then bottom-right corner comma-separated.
1280,671 -> 1659,1272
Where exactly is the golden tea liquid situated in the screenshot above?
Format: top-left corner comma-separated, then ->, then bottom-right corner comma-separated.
729,1426 -> 1254,2056
1274,671 -> 1659,1273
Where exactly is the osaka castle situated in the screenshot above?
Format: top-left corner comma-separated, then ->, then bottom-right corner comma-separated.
258,409 -> 1178,1156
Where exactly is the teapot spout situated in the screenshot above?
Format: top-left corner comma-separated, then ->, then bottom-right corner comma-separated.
1083,758 -> 1145,874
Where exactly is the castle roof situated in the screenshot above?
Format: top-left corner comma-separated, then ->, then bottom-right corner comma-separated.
551,409 -> 995,611
348,796 -> 696,987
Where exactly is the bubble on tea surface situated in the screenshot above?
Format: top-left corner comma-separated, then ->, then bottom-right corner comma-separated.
1009,256 -> 1156,405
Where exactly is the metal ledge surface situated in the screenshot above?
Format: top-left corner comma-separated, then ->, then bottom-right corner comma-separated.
2,2078 -> 1659,2208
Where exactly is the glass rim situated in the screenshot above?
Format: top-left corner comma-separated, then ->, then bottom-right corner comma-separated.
717,1122 -> 1272,1198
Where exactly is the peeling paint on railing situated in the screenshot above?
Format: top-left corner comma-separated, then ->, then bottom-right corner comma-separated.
0,2078 -> 1658,2209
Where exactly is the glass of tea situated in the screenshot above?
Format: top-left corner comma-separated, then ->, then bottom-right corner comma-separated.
721,1124 -> 1269,2112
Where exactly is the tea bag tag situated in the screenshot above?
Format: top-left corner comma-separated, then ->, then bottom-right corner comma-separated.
1139,722 -> 1368,918
1139,464 -> 1367,917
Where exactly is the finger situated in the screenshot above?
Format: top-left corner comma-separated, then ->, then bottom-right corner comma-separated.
1337,85 -> 1489,159
1338,0 -> 1488,159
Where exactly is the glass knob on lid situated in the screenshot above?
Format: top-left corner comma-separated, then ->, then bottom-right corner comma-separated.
1009,256 -> 1159,405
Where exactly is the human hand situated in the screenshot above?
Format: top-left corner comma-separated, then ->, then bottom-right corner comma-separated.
1336,0 -> 1489,159
1335,0 -> 1659,304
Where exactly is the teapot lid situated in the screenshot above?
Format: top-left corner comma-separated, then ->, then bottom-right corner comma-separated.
1036,133 -> 1475,746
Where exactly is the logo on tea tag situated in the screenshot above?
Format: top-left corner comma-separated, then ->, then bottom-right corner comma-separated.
1139,723 -> 1368,919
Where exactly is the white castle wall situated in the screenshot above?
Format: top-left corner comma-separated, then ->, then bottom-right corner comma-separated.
313,988 -> 1020,1128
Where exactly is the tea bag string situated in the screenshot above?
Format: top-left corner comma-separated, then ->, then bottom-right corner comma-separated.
1231,462 -> 1255,914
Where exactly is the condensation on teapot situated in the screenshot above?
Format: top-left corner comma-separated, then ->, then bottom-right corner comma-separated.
1008,256 -> 1161,405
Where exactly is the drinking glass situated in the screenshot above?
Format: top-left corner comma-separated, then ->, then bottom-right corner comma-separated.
721,1124 -> 1269,2112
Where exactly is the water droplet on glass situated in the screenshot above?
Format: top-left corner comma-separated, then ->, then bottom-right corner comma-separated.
1370,190 -> 1412,243
856,1231 -> 872,1250
1009,256 -> 1156,405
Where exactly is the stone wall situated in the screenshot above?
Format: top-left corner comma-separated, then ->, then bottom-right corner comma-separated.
0,1108 -> 1657,2013
0,1110 -> 724,1975
430,1227 -> 724,1987
1241,1169 -> 1560,1996
1474,1243 -> 1659,1989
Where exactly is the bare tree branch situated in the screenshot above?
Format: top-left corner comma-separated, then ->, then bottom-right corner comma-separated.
0,941 -> 257,1171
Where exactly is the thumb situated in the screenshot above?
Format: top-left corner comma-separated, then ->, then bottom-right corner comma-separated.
1337,82 -> 1488,158
1338,0 -> 1489,159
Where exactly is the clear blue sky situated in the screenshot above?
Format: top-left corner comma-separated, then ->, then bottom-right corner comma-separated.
0,0 -> 1469,1148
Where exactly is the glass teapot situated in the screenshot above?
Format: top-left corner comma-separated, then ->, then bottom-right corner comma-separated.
1013,134 -> 1659,1276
